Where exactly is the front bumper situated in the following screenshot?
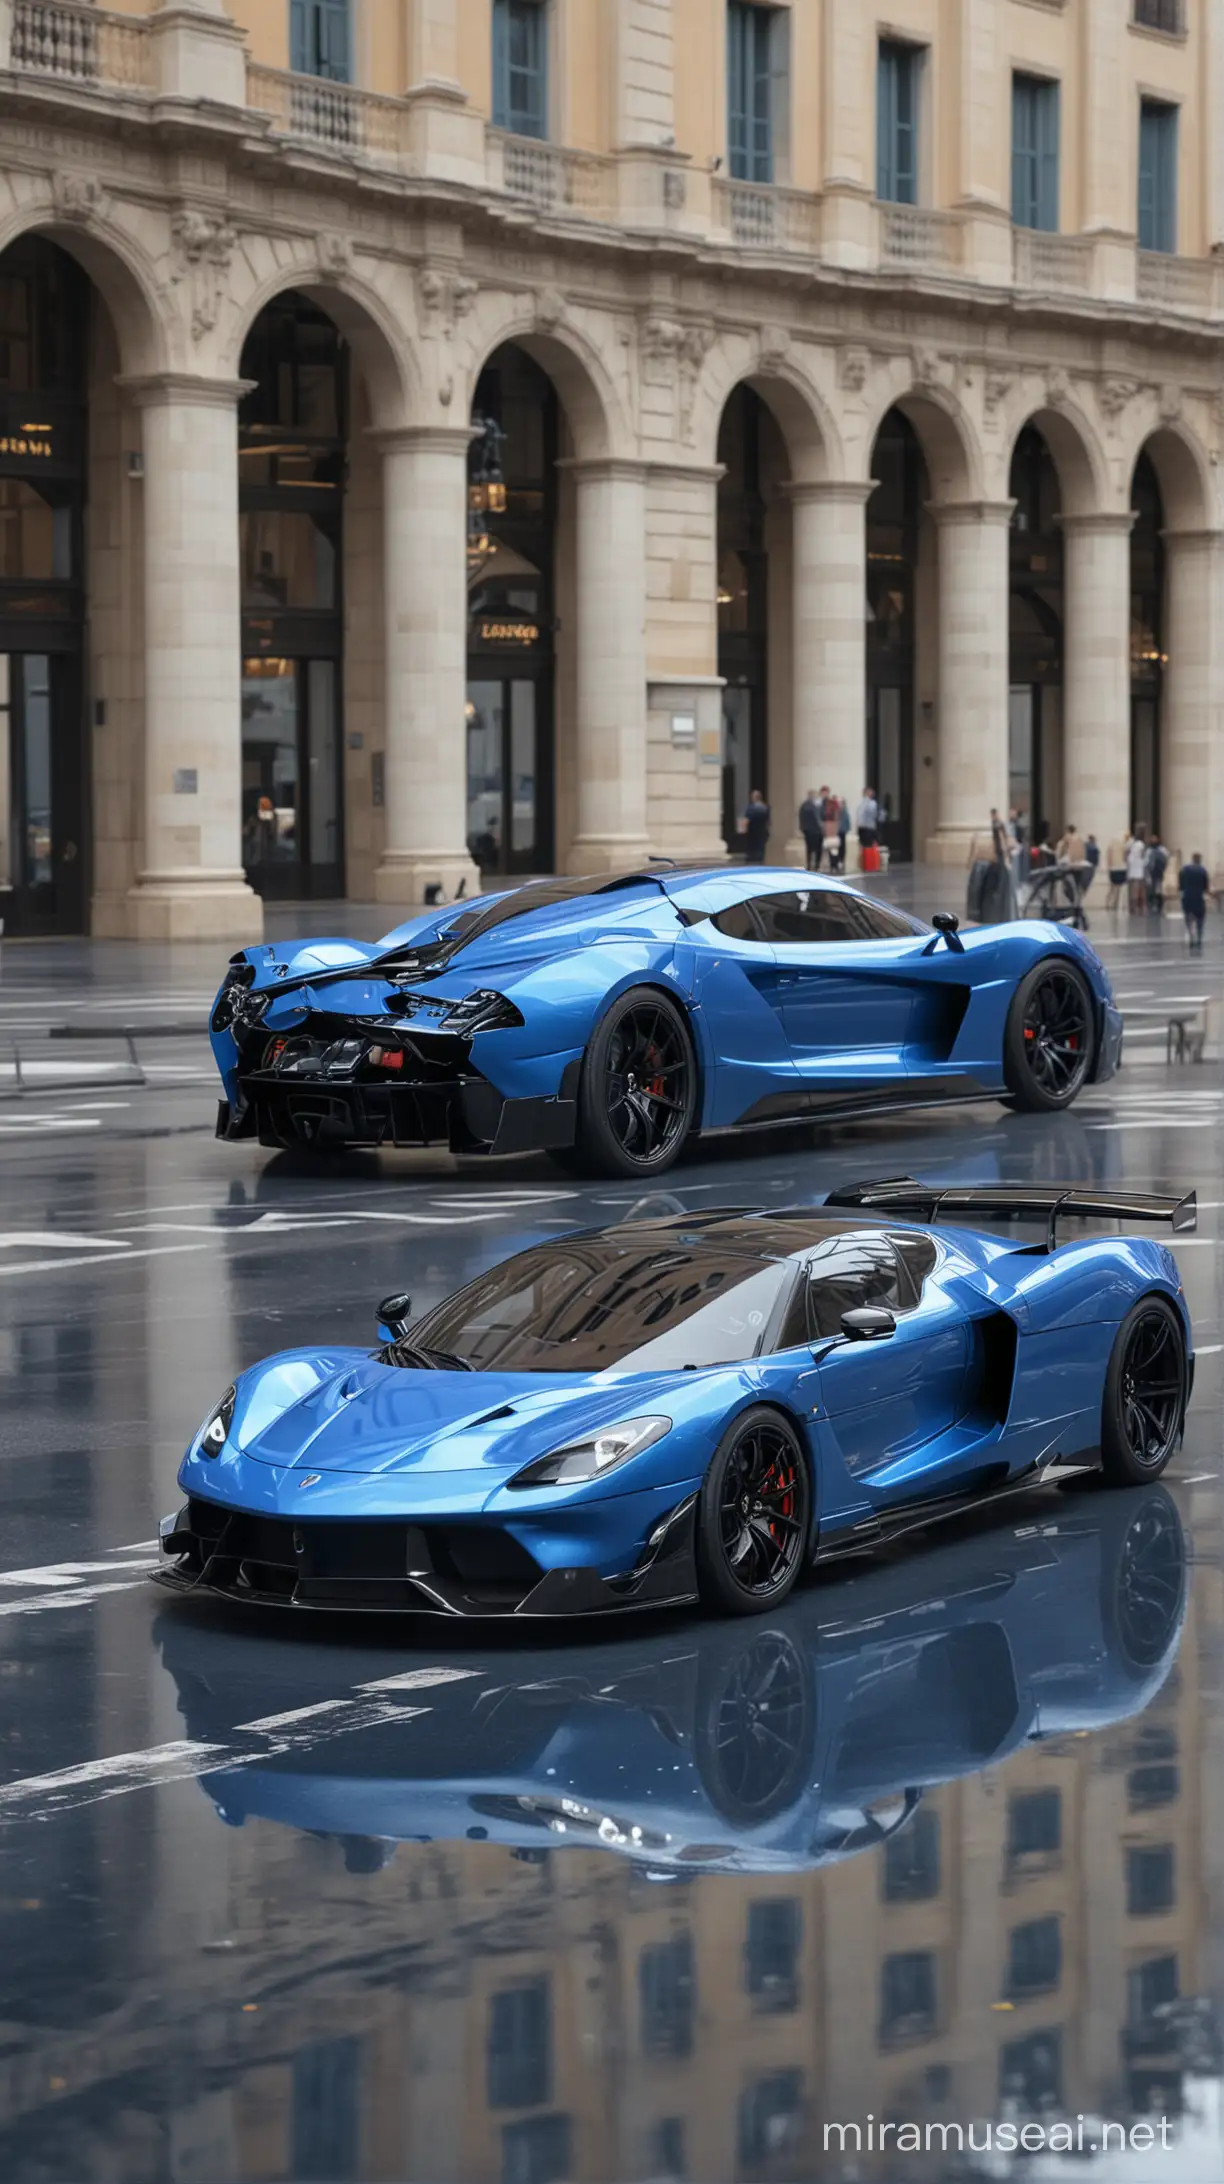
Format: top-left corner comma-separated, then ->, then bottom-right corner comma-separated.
153,1493 -> 698,1619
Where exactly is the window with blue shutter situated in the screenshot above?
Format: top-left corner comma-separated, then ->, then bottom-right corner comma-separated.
727,4 -> 777,184
492,0 -> 548,141
290,0 -> 351,83
1138,99 -> 1178,253
1012,74 -> 1060,232
877,40 -> 922,206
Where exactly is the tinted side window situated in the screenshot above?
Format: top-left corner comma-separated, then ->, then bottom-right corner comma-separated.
711,899 -> 764,942
890,1232 -> 938,1308
805,1233 -> 904,1339
751,890 -> 918,945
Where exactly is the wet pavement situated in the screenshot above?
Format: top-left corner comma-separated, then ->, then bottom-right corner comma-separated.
1,877 -> 1222,2182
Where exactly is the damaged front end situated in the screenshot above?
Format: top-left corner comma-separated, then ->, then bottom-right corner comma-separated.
215,985 -> 578,1157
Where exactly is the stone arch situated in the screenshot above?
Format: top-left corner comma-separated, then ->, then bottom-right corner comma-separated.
222,258 -> 417,432
1129,421 -> 1214,535
1004,402 -> 1109,519
694,334 -> 841,484
863,372 -> 980,506
463,299 -> 629,462
0,200 -> 167,378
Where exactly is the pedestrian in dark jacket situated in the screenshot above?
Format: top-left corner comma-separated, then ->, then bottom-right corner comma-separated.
1179,853 -> 1212,950
743,789 -> 770,864
798,789 -> 821,871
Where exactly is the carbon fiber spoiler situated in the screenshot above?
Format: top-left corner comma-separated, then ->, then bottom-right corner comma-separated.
825,1176 -> 1197,1253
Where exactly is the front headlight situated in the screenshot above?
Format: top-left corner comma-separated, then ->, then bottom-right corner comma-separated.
507,1414 -> 671,1491
441,989 -> 524,1034
198,1384 -> 236,1457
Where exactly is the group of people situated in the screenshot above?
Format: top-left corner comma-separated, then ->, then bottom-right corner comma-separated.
1105,828 -> 1215,947
736,786 -> 884,869
797,786 -> 883,871
979,805 -> 1214,949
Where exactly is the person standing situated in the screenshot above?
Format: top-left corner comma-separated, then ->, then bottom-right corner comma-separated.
1146,832 -> 1169,916
1179,853 -> 1212,950
743,788 -> 770,864
1083,834 -> 1101,895
835,794 -> 850,874
1126,827 -> 1148,914
856,785 -> 879,865
1105,834 -> 1127,910
799,788 -> 821,871
1056,820 -> 1086,868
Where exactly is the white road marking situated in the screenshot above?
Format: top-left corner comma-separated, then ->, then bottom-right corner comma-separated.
0,1231 -> 131,1252
1180,1473 -> 1220,1485
0,1665 -> 480,1823
0,1578 -> 153,1619
0,1117 -> 104,1135
0,1242 -> 210,1279
0,1556 -> 154,1589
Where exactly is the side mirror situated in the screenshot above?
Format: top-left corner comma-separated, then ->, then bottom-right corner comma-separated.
841,1305 -> 896,1342
377,1292 -> 413,1340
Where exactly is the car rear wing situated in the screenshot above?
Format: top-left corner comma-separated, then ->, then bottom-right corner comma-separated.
825,1176 -> 1197,1253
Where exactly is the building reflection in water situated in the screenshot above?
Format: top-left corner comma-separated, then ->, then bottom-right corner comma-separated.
2,1487 -> 1222,2183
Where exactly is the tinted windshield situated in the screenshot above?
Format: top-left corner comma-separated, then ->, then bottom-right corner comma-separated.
411,1243 -> 793,1373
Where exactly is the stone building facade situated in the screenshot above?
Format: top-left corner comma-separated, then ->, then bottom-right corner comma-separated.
0,0 -> 1221,939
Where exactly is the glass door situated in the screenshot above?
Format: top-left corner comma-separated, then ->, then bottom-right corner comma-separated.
868,686 -> 912,863
241,656 -> 343,899
0,651 -> 83,935
465,674 -> 542,876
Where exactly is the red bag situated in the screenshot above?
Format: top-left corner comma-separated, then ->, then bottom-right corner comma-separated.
860,843 -> 881,873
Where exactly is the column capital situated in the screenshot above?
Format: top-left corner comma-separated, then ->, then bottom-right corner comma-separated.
118,372 -> 253,411
641,459 -> 726,487
785,478 -> 876,507
1057,510 -> 1137,537
927,497 -> 1016,529
555,457 -> 648,486
1160,525 -> 1224,550
370,423 -> 478,458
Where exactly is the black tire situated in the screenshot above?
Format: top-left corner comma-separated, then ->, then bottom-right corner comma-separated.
573,986 -> 697,1179
696,1407 -> 812,1616
693,1627 -> 816,1826
1099,1487 -> 1186,1673
1100,1296 -> 1188,1486
1002,958 -> 1096,1112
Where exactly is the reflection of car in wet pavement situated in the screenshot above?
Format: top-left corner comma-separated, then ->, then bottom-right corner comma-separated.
157,1485 -> 1185,1878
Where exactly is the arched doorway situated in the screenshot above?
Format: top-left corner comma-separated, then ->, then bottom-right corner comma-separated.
238,291 -> 347,899
0,236 -> 88,935
1008,425 -> 1065,843
866,411 -> 926,863
1130,453 -> 1164,838
465,344 -> 557,878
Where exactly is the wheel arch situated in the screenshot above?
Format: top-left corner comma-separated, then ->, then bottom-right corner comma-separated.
587,975 -> 710,1128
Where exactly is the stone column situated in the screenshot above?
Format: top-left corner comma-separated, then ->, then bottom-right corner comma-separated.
125,374 -> 259,943
786,480 -> 871,865
374,425 -> 480,909
566,458 -> 652,873
925,500 -> 1013,863
1061,512 -> 1134,850
1162,529 -> 1224,871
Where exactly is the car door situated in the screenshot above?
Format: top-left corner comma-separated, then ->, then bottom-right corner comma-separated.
687,895 -> 803,1127
807,1232 -> 978,1508
751,889 -> 931,1096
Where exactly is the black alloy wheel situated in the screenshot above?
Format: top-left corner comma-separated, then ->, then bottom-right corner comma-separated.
694,1629 -> 814,1827
1108,1491 -> 1186,1670
1101,1298 -> 1187,1485
1003,959 -> 1095,1112
697,1408 -> 812,1616
570,986 -> 696,1177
